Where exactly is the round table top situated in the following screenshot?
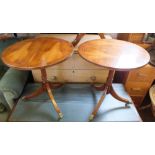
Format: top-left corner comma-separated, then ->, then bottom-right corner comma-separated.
78,39 -> 150,71
1,37 -> 74,70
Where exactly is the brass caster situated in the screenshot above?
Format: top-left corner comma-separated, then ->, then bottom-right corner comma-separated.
125,101 -> 131,108
89,114 -> 94,121
58,112 -> 63,119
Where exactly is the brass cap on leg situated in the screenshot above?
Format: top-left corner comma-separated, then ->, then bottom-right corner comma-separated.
58,112 -> 63,119
89,114 -> 94,121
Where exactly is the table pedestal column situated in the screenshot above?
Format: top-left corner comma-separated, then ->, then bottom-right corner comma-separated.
22,68 -> 64,119
89,70 -> 131,121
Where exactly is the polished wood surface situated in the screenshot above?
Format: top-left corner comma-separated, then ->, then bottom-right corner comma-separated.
124,64 -> 155,107
136,43 -> 152,50
117,33 -> 145,43
1,37 -> 73,70
78,39 -> 150,71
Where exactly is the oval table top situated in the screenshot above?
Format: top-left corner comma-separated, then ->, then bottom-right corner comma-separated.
1,37 -> 74,70
78,39 -> 150,71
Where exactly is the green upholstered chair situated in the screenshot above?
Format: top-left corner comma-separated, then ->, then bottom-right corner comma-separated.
0,38 -> 29,112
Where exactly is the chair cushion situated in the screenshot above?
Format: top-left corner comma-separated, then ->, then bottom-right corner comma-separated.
0,69 -> 29,98
0,91 -> 8,112
0,103 -> 6,112
0,69 -> 29,110
0,66 -> 8,79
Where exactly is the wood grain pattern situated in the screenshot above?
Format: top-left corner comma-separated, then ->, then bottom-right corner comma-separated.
125,81 -> 151,96
117,33 -> 145,43
78,39 -> 150,71
1,37 -> 73,70
124,64 -> 155,106
136,43 -> 152,50
126,64 -> 155,82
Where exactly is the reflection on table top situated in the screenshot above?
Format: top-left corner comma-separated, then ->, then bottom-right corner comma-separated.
78,39 -> 150,71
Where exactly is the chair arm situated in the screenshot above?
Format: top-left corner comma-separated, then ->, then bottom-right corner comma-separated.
0,68 -> 29,110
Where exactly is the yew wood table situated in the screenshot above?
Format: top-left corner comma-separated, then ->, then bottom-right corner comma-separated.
78,39 -> 150,121
1,37 -> 73,119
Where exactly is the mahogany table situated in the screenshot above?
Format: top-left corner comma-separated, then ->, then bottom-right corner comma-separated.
78,39 -> 150,121
1,37 -> 73,119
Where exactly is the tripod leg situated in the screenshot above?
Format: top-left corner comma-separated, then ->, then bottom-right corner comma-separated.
89,87 -> 108,121
110,86 -> 131,107
46,83 -> 63,119
22,86 -> 45,100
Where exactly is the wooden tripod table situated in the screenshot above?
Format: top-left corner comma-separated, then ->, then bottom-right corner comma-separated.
1,37 -> 73,119
78,39 -> 150,121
